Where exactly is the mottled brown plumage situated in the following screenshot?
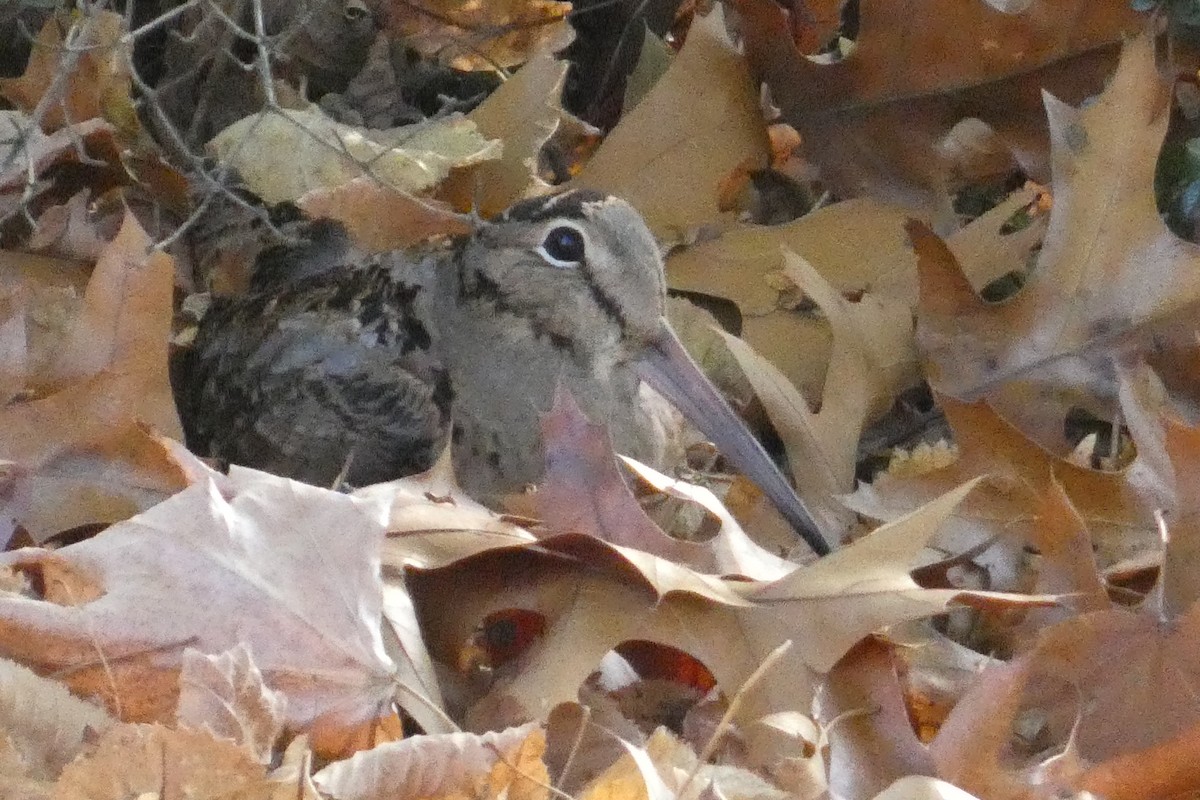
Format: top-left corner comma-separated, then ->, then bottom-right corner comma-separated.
178,190 -> 830,554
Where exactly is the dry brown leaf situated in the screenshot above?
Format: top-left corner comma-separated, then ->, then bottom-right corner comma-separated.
734,0 -> 1145,206
312,724 -> 546,800
298,178 -> 471,253
718,248 -> 892,541
0,469 -> 397,750
844,394 -> 1158,563
208,109 -> 500,204
440,51 -> 567,216
823,639 -> 934,800
177,644 -> 287,765
382,0 -> 573,70
572,6 -> 768,238
928,657 -> 1030,800
0,12 -> 135,133
911,31 -> 1200,451
935,602 -> 1200,799
0,211 -> 187,539
411,483 -> 1047,742
664,198 -> 918,405
363,454 -> 539,736
53,724 -> 264,800
1012,478 -> 1109,640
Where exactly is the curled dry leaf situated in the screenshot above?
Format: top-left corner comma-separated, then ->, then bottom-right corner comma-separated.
208,109 -> 501,204
439,51 -> 567,217
0,470 -> 398,751
664,198 -> 918,405
621,458 -> 795,581
411,482 -> 1049,744
359,452 -> 537,736
313,723 -> 545,800
536,387 -> 714,571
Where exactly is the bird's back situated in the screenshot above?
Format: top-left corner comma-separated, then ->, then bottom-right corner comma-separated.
179,238 -> 453,487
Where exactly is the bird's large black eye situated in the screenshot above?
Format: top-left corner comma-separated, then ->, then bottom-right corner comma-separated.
540,225 -> 586,266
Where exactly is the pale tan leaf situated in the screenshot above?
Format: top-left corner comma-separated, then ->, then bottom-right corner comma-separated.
312,724 -> 543,800
0,470 -> 395,740
53,724 -> 264,800
441,51 -> 567,216
665,198 -> 919,406
573,6 -> 768,237
208,109 -> 500,204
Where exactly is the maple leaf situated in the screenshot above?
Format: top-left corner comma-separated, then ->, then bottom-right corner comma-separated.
177,644 -> 287,765
0,468 -> 398,754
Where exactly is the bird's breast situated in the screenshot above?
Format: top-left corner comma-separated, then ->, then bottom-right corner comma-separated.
434,313 -> 675,499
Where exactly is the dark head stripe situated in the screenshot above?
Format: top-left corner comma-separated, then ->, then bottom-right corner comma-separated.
498,189 -> 613,224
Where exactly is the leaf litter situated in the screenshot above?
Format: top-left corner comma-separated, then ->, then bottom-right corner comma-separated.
0,3 -> 1199,800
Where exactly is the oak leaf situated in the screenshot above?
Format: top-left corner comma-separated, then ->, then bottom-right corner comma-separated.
573,7 -> 768,238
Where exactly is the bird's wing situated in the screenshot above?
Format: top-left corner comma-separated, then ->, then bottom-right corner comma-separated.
180,251 -> 452,486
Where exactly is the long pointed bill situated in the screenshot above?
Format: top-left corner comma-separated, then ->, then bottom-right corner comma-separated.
635,327 -> 831,556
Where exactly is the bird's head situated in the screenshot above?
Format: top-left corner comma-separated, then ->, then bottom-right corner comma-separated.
455,189 -> 829,555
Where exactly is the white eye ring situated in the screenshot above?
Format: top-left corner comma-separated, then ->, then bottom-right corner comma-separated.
536,221 -> 588,268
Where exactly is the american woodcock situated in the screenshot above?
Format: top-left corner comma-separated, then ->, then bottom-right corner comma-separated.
178,190 -> 830,555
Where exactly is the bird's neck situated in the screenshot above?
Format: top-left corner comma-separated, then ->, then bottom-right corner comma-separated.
422,256 -> 663,495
